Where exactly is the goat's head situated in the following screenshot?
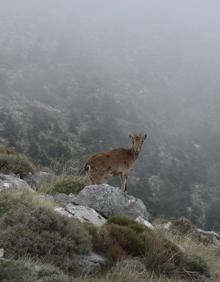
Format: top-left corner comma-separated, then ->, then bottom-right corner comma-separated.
129,132 -> 147,154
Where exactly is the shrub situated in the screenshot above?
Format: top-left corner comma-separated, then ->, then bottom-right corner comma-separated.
0,148 -> 35,177
143,231 -> 182,274
0,206 -> 92,274
91,216 -> 210,279
39,175 -> 88,195
172,217 -> 195,235
0,258 -> 70,282
107,216 -> 149,233
106,224 -> 146,256
179,254 -> 210,280
92,225 -> 126,263
91,216 -> 151,264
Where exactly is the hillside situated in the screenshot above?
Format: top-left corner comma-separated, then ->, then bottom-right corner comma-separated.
0,155 -> 220,281
1,89 -> 220,230
1,1 -> 220,229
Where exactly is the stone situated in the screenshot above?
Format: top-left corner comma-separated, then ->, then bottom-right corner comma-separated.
78,252 -> 106,275
161,217 -> 220,246
68,184 -> 150,219
54,203 -> 106,226
0,174 -> 33,192
135,216 -> 155,230
197,229 -> 220,246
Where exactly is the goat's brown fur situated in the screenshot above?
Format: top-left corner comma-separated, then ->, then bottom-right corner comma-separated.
84,133 -> 147,191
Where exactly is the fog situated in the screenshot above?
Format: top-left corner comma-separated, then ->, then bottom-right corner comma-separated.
1,1 -> 220,100
0,0 -> 220,226
1,0 -> 220,142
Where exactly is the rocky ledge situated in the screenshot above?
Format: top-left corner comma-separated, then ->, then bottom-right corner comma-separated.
55,184 -> 150,220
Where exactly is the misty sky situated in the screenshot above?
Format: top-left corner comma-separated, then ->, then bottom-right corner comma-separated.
1,0 -> 220,109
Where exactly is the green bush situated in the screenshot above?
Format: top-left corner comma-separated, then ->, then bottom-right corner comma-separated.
107,216 -> 149,233
0,148 -> 35,177
142,231 -> 182,274
91,216 -> 153,264
39,175 -> 88,195
90,216 -> 210,279
0,206 -> 92,274
0,258 -> 70,282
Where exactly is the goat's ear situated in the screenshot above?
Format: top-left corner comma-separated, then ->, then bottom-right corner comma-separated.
142,133 -> 147,140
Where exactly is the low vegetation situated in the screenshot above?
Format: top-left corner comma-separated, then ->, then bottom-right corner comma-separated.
0,205 -> 92,274
171,232 -> 220,282
88,216 -> 210,280
0,189 -> 56,217
0,147 -> 35,177
38,175 -> 88,195
0,189 -> 217,281
0,258 -> 70,282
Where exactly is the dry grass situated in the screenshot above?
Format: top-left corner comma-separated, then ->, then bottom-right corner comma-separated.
170,233 -> 220,282
38,175 -> 88,195
0,189 -> 57,217
0,257 -> 70,282
70,259 -> 188,282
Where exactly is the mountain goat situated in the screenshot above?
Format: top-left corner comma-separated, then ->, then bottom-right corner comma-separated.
84,133 -> 147,191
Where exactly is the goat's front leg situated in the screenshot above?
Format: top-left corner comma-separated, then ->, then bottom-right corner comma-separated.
123,174 -> 128,192
119,173 -> 128,192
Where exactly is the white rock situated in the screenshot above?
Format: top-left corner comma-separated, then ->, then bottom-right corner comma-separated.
135,216 -> 155,230
54,207 -> 73,218
197,228 -> 220,246
163,221 -> 172,231
54,204 -> 106,226
0,174 -> 33,192
69,184 -> 150,219
78,252 -> 106,275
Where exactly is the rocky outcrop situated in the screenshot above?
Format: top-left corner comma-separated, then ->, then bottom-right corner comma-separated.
197,229 -> 220,246
54,204 -> 106,226
0,174 -> 33,192
57,184 -> 150,220
78,252 -> 106,275
162,217 -> 220,246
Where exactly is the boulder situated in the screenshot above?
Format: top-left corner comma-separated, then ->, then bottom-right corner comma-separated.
24,171 -> 57,189
54,204 -> 106,226
54,193 -> 71,204
78,252 -> 106,275
65,184 -> 150,220
0,174 -> 33,192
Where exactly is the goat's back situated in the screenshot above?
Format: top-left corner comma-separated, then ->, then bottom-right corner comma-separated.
85,148 -> 134,173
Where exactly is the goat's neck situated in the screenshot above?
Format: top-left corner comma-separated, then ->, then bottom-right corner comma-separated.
129,147 -> 139,161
